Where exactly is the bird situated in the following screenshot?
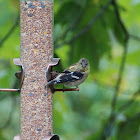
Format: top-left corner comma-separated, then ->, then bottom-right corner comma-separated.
46,58 -> 90,88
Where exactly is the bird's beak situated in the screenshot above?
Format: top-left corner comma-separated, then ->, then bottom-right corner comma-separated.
82,64 -> 86,68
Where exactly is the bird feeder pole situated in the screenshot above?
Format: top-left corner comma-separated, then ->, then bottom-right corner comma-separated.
14,0 -> 60,139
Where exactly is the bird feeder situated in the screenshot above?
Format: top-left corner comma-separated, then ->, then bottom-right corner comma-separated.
0,0 -> 79,140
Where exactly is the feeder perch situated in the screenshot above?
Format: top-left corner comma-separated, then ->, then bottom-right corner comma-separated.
45,58 -> 80,93
13,58 -> 24,90
0,0 -> 79,140
0,58 -> 24,92
46,58 -> 60,82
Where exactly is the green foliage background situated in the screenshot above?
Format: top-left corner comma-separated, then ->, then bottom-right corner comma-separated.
0,0 -> 140,140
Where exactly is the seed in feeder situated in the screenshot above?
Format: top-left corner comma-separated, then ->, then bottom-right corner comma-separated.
31,111 -> 36,114
28,93 -> 34,96
24,8 -> 27,11
35,101 -> 38,104
41,4 -> 46,8
44,93 -> 48,96
28,13 -> 34,17
37,128 -> 42,131
33,49 -> 38,53
31,5 -> 36,8
28,3 -> 33,8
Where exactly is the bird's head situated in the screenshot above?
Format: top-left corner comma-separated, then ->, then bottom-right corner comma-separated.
79,58 -> 89,71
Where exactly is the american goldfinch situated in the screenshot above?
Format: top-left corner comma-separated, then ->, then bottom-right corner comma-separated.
46,58 -> 90,88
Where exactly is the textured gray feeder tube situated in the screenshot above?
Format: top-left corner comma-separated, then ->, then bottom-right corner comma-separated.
20,0 -> 54,139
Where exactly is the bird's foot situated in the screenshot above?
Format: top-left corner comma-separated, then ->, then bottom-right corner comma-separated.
63,84 -> 65,92
76,86 -> 79,91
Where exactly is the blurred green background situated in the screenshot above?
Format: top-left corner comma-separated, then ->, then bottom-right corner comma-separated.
0,0 -> 140,140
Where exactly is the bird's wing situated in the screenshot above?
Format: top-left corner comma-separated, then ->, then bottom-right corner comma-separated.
54,71 -> 84,84
64,63 -> 81,72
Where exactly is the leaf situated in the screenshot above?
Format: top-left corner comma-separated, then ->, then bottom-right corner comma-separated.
103,6 -> 126,45
117,114 -> 140,140
55,1 -> 81,25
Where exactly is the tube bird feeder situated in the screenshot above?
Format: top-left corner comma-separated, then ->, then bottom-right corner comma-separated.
0,0 -> 80,139
13,0 -> 60,139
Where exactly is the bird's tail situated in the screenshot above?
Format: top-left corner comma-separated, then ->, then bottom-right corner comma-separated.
45,79 -> 55,87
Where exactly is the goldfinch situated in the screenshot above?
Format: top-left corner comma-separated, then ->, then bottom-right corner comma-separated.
46,58 -> 90,88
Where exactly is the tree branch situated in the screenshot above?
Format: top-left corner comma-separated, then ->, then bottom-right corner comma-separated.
110,0 -> 129,115
129,34 -> 140,42
99,0 -> 129,139
55,0 -> 140,50
69,0 -> 114,44
0,14 -> 20,47
55,0 -> 113,48
128,112 -> 140,121
55,0 -> 89,43
118,89 -> 140,112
